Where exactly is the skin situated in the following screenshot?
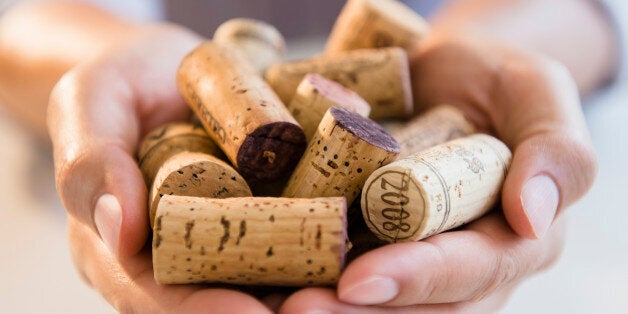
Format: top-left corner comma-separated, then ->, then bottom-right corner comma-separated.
0,0 -> 615,312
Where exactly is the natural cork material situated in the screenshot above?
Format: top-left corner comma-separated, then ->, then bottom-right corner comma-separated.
390,105 -> 476,158
326,0 -> 430,55
361,134 -> 512,242
283,107 -> 400,205
137,122 -> 223,187
214,18 -> 286,74
288,73 -> 371,142
178,41 -> 306,182
153,196 -> 347,286
149,152 -> 252,227
266,47 -> 413,120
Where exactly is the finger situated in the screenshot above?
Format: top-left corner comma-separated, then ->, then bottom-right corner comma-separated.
48,26 -> 200,257
68,216 -> 271,314
280,284 -> 514,314
411,35 -> 597,238
494,57 -> 597,238
335,212 -> 566,306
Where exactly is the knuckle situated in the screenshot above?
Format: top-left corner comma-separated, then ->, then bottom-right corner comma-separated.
115,300 -> 138,314
571,140 -> 599,187
55,147 -> 94,217
473,251 -> 519,302
554,134 -> 599,201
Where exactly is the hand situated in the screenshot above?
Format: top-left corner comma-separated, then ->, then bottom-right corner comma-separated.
280,33 -> 597,313
48,24 -> 272,313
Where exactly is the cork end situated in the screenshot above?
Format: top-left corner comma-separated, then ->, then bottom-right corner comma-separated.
330,107 -> 400,153
366,0 -> 430,37
214,18 -> 286,54
237,122 -> 307,182
304,73 -> 371,116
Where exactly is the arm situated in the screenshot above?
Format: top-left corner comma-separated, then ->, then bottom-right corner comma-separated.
431,0 -> 618,96
0,1 -> 137,137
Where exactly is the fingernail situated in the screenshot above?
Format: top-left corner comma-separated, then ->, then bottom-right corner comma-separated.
521,175 -> 559,238
94,194 -> 122,255
338,276 -> 398,305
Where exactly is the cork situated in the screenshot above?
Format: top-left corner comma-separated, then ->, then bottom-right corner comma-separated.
178,41 -> 306,182
137,122 -> 223,187
326,0 -> 430,55
282,107 -> 400,205
153,195 -> 347,286
148,152 -> 252,227
266,47 -> 413,120
213,18 -> 286,74
391,105 -> 476,158
361,134 -> 512,243
288,73 -> 371,142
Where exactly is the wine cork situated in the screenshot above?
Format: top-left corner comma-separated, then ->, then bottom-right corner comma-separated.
153,195 -> 347,286
213,18 -> 286,74
137,122 -> 223,187
148,152 -> 252,227
282,107 -> 400,205
361,134 -> 512,243
288,73 -> 371,142
178,41 -> 306,182
326,0 -> 430,54
391,105 -> 476,158
266,47 -> 413,120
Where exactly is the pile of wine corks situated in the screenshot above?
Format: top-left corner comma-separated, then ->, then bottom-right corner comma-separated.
140,0 -> 512,288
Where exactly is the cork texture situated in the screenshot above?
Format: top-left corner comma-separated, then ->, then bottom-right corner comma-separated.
361,134 -> 512,242
153,196 -> 347,286
266,47 -> 413,120
178,41 -> 306,182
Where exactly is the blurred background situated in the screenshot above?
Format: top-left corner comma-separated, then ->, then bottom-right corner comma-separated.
1,0 -> 627,313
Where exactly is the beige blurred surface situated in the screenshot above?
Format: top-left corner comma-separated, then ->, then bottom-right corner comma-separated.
1,38 -> 627,313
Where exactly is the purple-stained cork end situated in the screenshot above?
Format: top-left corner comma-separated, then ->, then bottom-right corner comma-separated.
237,122 -> 306,182
330,107 -> 400,153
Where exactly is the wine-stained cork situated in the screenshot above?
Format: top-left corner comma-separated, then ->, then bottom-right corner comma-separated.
283,107 -> 400,205
391,105 -> 476,158
361,134 -> 512,243
153,196 -> 347,286
178,41 -> 306,182
288,73 -> 371,142
148,152 -> 252,227
137,122 -> 222,187
326,0 -> 430,54
266,47 -> 412,120
214,18 -> 286,74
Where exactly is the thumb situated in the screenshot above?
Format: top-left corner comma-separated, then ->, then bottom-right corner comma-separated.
48,67 -> 150,258
410,34 -> 598,239
495,57 -> 598,239
48,25 -> 199,257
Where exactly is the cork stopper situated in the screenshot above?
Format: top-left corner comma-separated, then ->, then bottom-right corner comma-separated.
153,196 -> 347,286
361,134 -> 512,242
331,107 -> 399,153
149,152 -> 252,227
325,0 -> 430,54
283,107 -> 400,205
178,41 -> 306,182
137,122 -> 222,187
390,105 -> 476,158
214,18 -> 286,74
237,121 -> 306,181
266,47 -> 413,120
288,73 -> 371,142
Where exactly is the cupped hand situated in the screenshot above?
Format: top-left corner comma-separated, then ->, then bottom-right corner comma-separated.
280,32 -> 597,313
48,24 -> 272,313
